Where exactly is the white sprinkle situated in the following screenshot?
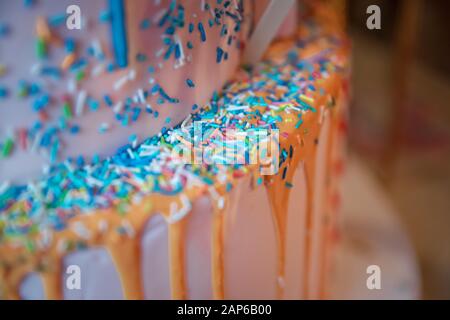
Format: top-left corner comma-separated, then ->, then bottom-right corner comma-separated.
155,47 -> 165,58
167,194 -> 192,223
30,63 -> 42,76
113,74 -> 129,91
153,8 -> 167,24
72,222 -> 92,240
128,69 -> 136,81
137,88 -> 146,103
67,78 -> 77,93
113,101 -> 123,114
98,220 -> 108,233
91,39 -> 103,58
0,181 -> 10,194
75,90 -> 87,116
121,220 -> 136,238
227,105 -> 250,111
57,239 -> 69,254
91,63 -> 105,77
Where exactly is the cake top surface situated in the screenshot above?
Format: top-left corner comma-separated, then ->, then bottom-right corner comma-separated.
0,0 -> 248,183
0,17 -> 348,249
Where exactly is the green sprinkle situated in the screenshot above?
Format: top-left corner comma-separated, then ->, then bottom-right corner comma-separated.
2,138 -> 14,157
76,70 -> 85,82
63,102 -> 72,119
36,37 -> 47,59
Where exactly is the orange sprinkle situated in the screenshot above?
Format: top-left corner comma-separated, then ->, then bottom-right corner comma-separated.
61,53 -> 76,70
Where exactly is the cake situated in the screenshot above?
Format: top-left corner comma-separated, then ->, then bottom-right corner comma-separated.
0,0 -> 349,299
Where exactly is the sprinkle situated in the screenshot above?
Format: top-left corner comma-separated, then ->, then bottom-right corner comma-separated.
75,90 -> 87,116
98,123 -> 111,134
109,0 -> 128,67
36,37 -> 47,59
113,101 -> 124,114
48,13 -> 66,27
63,102 -> 73,119
299,94 -> 315,105
198,22 -> 206,42
36,17 -> 51,41
0,86 -> 8,98
0,64 -> 6,77
216,47 -> 224,63
2,137 -> 14,157
0,23 -> 10,37
186,78 -> 195,88
64,38 -> 76,53
61,53 -> 76,70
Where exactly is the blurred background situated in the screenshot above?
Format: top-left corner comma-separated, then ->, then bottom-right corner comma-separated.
346,0 -> 450,299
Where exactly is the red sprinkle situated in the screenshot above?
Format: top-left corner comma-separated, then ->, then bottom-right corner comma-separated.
19,128 -> 28,150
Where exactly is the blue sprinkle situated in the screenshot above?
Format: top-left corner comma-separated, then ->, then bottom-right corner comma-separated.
69,125 -> 80,135
174,43 -> 181,59
109,0 -> 128,67
103,95 -> 113,107
136,53 -> 147,62
0,86 -> 8,98
48,13 -> 66,27
99,9 -> 111,23
128,134 -> 137,143
188,23 -> 194,33
64,38 -> 76,53
186,78 -> 195,88
198,22 -> 206,42
23,0 -> 35,8
88,98 -> 100,111
140,19 -> 150,30
131,107 -> 141,122
0,23 -> 10,37
187,41 -> 193,49
216,47 -> 224,63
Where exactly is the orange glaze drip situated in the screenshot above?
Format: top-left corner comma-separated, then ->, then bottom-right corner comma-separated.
41,257 -> 63,300
168,219 -> 187,299
107,239 -> 143,299
211,196 -> 227,299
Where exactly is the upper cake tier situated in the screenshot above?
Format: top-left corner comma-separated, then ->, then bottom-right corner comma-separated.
0,0 -> 296,183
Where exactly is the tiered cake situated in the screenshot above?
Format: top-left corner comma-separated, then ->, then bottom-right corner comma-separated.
0,0 -> 349,299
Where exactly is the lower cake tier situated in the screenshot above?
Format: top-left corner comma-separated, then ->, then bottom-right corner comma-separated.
19,113 -> 331,300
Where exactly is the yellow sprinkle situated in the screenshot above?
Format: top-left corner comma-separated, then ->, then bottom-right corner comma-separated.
36,16 -> 51,41
0,64 -> 6,77
61,53 -> 76,70
299,94 -> 315,105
